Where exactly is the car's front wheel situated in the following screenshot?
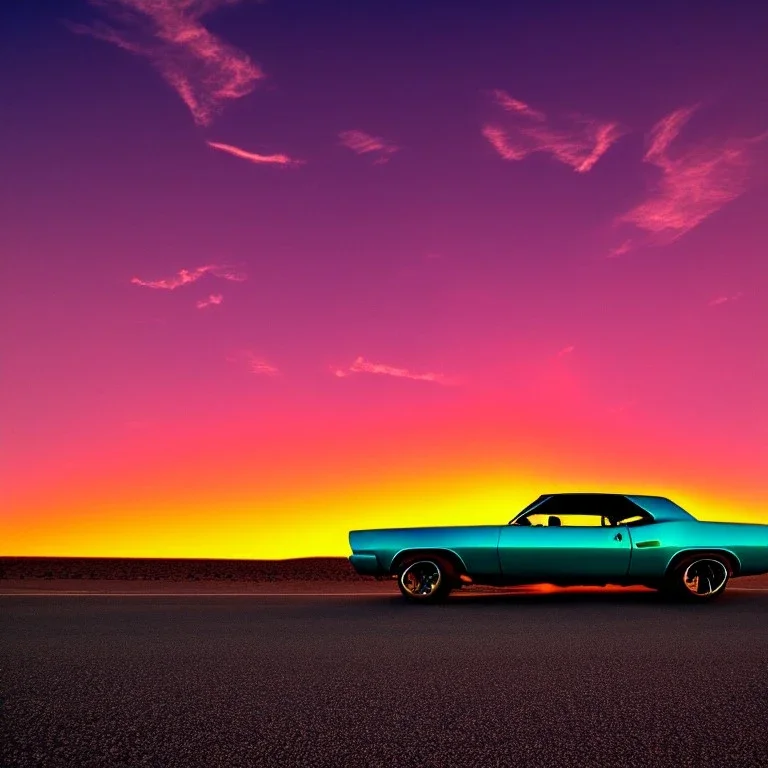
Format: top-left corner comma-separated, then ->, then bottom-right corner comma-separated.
397,557 -> 453,602
664,554 -> 732,601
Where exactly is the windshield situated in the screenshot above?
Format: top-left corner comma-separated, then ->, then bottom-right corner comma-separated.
508,495 -> 551,524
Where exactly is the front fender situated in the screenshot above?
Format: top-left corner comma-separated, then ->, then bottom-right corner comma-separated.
628,521 -> 762,578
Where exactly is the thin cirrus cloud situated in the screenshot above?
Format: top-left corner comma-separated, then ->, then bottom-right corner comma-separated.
227,350 -> 280,376
131,264 -> 246,290
338,130 -> 399,164
708,292 -> 743,307
69,0 -> 264,126
607,240 -> 633,259
246,356 -> 279,377
481,125 -> 527,161
491,90 -> 546,121
332,356 -> 452,385
206,141 -> 303,167
483,89 -> 623,173
617,106 -> 768,243
196,293 -> 223,309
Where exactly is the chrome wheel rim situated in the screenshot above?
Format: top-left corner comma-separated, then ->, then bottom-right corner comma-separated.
400,561 -> 442,598
682,559 -> 728,597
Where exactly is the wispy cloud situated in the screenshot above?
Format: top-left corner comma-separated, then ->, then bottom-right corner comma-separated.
196,293 -> 223,309
332,356 -> 452,384
491,90 -> 546,121
481,125 -> 527,161
708,292 -> 743,307
607,240 -> 632,259
557,345 -> 576,357
338,130 -> 399,164
227,350 -> 280,376
483,90 -> 623,172
247,357 -> 279,376
70,0 -> 264,126
131,264 -> 246,290
618,106 -> 767,242
248,352 -> 279,376
207,140 -> 303,167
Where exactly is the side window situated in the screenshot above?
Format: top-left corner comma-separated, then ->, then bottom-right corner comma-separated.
561,514 -> 612,527
609,498 -> 654,527
521,513 -> 612,527
520,513 -> 549,526
512,495 -> 655,526
615,513 -> 653,527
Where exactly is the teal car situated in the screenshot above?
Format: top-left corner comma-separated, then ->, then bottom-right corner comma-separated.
348,493 -> 768,602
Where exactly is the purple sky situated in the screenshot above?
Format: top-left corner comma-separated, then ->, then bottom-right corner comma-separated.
3,0 -> 768,556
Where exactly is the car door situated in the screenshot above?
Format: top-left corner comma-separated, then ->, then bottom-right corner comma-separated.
497,524 -> 631,581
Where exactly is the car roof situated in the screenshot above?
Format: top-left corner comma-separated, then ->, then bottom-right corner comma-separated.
535,493 -> 696,522
541,492 -> 668,501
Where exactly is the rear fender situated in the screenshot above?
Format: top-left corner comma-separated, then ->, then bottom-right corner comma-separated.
665,548 -> 742,576
389,548 -> 468,577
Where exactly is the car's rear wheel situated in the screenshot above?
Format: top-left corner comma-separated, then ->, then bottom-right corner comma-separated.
397,557 -> 453,602
664,554 -> 731,601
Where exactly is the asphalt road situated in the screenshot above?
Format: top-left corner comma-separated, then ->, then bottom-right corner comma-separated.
2,591 -> 768,768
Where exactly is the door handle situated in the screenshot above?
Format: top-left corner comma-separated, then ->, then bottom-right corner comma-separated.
614,533 -> 623,542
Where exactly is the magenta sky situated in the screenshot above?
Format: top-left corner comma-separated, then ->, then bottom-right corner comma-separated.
3,1 -> 768,556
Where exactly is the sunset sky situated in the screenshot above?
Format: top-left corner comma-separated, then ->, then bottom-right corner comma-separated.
3,0 -> 768,558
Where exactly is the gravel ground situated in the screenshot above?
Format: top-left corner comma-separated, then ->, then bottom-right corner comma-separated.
0,557 -> 368,582
2,590 -> 768,767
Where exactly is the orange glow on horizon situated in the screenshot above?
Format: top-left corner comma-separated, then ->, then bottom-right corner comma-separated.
4,397 -> 767,558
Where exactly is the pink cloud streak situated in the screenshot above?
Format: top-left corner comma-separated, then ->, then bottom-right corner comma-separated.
338,130 -> 399,163
708,292 -> 743,307
491,90 -> 546,121
332,356 -> 452,385
206,141 -> 303,167
607,240 -> 633,259
71,0 -> 264,126
483,90 -> 623,172
481,125 -> 527,161
196,293 -> 223,309
618,106 -> 767,241
226,350 -> 279,376
247,358 -> 279,376
131,264 -> 246,290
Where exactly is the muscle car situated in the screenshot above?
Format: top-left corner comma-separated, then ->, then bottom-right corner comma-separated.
348,493 -> 768,601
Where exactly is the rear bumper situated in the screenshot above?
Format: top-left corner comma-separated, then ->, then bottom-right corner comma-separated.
349,553 -> 384,576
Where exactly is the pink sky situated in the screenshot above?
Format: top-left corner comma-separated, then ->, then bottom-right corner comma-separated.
2,0 -> 767,556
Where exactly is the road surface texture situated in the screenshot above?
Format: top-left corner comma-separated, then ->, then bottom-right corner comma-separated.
2,590 -> 767,768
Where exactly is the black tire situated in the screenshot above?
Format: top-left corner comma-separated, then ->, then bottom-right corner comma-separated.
396,556 -> 454,602
663,554 -> 732,601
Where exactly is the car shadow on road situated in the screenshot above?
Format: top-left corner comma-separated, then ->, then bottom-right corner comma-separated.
376,587 -> 759,608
